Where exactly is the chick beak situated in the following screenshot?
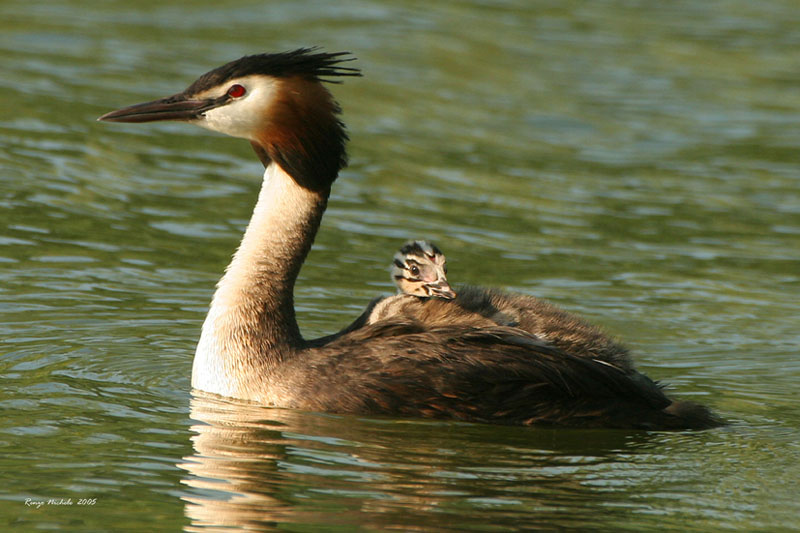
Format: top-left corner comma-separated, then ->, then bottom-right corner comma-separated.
428,280 -> 456,300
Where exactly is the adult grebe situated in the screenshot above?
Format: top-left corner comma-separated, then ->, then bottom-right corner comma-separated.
99,49 -> 720,429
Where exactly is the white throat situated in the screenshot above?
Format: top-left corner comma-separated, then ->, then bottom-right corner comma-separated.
192,162 -> 326,399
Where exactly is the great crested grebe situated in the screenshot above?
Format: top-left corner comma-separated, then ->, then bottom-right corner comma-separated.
392,240 -> 455,300
99,49 -> 720,429
364,240 -> 456,325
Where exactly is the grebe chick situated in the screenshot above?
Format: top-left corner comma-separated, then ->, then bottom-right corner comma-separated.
366,244 -> 631,370
366,240 -> 455,324
366,240 -> 518,328
98,49 -> 720,429
392,240 -> 455,299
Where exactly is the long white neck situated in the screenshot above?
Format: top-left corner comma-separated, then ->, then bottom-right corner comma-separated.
192,162 -> 328,398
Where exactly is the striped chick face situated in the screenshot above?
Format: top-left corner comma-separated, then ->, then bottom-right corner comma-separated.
391,240 -> 456,299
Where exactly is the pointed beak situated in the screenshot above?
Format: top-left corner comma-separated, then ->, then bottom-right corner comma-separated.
97,93 -> 226,123
428,280 -> 456,300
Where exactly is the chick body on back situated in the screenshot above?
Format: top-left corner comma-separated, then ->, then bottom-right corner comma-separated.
363,241 -> 632,371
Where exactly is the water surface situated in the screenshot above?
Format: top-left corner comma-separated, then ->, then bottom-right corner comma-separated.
2,0 -> 799,531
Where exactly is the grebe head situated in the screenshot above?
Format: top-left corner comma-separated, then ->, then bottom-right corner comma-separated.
98,48 -> 360,190
392,240 -> 455,300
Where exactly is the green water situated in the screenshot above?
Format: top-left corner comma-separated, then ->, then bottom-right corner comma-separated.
2,0 -> 799,531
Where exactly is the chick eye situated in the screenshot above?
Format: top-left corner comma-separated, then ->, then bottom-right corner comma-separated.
227,84 -> 246,98
409,265 -> 420,276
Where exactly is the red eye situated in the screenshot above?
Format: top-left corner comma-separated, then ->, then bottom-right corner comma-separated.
227,84 -> 246,98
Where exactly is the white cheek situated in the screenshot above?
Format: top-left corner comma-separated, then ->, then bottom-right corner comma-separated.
197,81 -> 277,140
200,99 -> 260,139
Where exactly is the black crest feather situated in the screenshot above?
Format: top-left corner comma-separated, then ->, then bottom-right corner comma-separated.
185,48 -> 361,95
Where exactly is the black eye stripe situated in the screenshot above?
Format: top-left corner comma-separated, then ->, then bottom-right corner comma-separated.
393,241 -> 449,297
